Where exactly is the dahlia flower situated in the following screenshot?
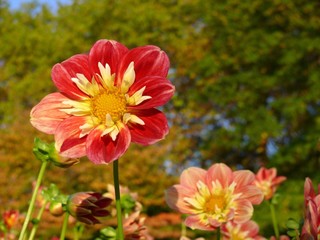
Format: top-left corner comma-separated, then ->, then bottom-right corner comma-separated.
2,210 -> 19,230
165,163 -> 264,230
221,220 -> 266,240
301,178 -> 320,239
30,39 -> 174,164
254,167 -> 286,200
123,211 -> 153,240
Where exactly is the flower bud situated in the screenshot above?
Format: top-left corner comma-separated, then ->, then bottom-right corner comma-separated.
33,137 -> 79,168
48,147 -> 80,168
66,192 -> 112,225
49,201 -> 64,217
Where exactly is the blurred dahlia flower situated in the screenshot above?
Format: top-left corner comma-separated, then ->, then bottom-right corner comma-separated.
123,211 -> 153,240
30,39 -> 175,164
301,178 -> 320,239
254,167 -> 286,200
165,163 -> 263,230
221,220 -> 266,240
2,210 -> 19,230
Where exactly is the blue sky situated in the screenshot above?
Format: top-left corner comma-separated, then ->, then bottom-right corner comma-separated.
8,0 -> 71,10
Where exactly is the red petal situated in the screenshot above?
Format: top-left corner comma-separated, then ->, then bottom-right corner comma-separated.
116,45 -> 169,86
127,76 -> 175,109
89,40 -> 128,77
55,116 -> 87,158
30,92 -> 70,134
128,109 -> 169,145
86,125 -> 131,164
52,54 -> 91,100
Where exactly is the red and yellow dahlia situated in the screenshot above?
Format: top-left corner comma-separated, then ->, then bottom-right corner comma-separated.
30,40 -> 175,164
165,163 -> 264,231
254,167 -> 286,200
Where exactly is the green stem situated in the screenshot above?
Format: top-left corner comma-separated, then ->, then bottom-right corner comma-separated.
60,212 -> 69,240
216,227 -> 220,240
181,222 -> 186,237
28,200 -> 48,240
19,161 -> 48,240
269,200 -> 279,239
73,226 -> 78,240
113,160 -> 124,240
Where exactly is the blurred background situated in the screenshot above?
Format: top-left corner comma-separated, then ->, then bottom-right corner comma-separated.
1,0 -> 320,239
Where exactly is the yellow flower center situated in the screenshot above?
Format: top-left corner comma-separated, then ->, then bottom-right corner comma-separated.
91,91 -> 127,122
204,193 -> 227,213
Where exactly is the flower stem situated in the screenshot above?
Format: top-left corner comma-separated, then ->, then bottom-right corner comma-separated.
181,222 -> 186,237
269,200 -> 279,239
28,200 -> 48,240
60,212 -> 69,240
113,159 -> 124,240
216,227 -> 221,240
19,161 -> 48,240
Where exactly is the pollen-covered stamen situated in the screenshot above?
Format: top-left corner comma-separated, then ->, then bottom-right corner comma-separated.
91,91 -> 126,123
204,193 -> 227,214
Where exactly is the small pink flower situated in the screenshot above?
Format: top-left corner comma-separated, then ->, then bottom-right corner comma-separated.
221,220 -> 266,240
30,39 -> 175,164
301,178 -> 320,239
2,210 -> 19,230
254,167 -> 286,200
123,211 -> 153,240
165,163 -> 264,231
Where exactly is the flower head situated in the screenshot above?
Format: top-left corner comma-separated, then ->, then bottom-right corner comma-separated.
254,167 -> 286,200
301,178 -> 320,239
30,40 -> 175,164
66,192 -> 112,225
165,163 -> 264,231
2,210 -> 19,230
221,220 -> 266,240
123,211 -> 153,240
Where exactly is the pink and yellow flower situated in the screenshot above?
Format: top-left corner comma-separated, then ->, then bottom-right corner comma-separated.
30,39 -> 175,164
221,220 -> 266,240
165,163 -> 264,230
254,167 -> 286,200
301,178 -> 320,239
